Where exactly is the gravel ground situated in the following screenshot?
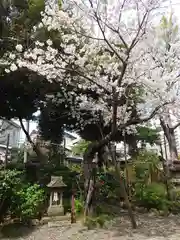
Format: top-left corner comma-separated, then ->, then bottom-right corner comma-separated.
1,213 -> 180,240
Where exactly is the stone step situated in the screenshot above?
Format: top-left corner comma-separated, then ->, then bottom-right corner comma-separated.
48,220 -> 71,228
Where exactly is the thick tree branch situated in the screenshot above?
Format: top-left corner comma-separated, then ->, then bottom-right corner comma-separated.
18,117 -> 45,162
173,122 -> 180,130
19,118 -> 34,147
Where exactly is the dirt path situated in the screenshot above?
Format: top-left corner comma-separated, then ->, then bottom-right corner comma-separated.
1,213 -> 180,240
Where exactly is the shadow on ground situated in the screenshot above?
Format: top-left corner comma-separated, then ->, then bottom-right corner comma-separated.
1,222 -> 36,239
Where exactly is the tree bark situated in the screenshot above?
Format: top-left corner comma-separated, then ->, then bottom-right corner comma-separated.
84,178 -> 95,217
110,145 -> 137,229
18,117 -> 45,163
160,118 -> 178,161
83,142 -> 98,217
128,135 -> 138,157
83,136 -> 137,228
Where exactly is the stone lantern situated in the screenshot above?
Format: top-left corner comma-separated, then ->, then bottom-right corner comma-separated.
47,176 -> 67,217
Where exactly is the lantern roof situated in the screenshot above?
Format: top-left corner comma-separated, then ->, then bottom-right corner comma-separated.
47,176 -> 67,188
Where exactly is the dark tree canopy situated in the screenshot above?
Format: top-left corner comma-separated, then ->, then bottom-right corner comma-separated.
0,68 -> 48,119
38,91 -> 159,147
0,0 -> 48,121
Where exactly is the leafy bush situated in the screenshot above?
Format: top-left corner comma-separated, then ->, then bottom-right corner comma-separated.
11,184 -> 45,221
72,140 -> 90,156
75,198 -> 84,214
0,170 -> 46,222
133,151 -> 160,181
96,172 -> 119,201
0,170 -> 23,201
0,170 -> 23,221
135,182 -> 168,210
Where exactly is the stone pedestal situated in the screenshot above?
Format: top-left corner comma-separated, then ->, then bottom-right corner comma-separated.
47,205 -> 64,217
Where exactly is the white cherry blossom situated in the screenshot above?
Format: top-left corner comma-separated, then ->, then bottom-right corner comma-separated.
10,63 -> 18,71
15,44 -> 23,52
5,0 -> 180,136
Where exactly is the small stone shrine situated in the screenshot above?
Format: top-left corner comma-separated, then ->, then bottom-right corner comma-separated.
47,176 -> 67,217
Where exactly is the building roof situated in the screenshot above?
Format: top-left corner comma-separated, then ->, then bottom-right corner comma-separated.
0,119 -> 21,129
64,130 -> 80,140
47,176 -> 67,188
0,144 -> 12,149
9,120 -> 21,129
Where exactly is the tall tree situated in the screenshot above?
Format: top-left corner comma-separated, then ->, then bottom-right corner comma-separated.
5,0 -> 180,227
153,14 -> 180,162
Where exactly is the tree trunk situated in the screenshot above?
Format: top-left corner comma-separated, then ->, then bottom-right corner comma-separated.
18,117 -> 45,163
128,135 -> 138,157
118,177 -> 137,229
84,178 -> 95,217
160,118 -> 178,161
111,150 -> 137,229
83,143 -> 98,217
83,139 -> 137,228
159,142 -> 171,200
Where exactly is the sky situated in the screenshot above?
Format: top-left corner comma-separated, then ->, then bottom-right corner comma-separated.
14,117 -> 38,145
17,0 -> 180,144
166,0 -> 180,21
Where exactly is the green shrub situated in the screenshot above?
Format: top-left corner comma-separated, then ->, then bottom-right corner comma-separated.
96,172 -> 119,202
133,151 -> 160,181
75,198 -> 84,215
0,170 -> 46,222
135,182 -> 168,210
11,184 -> 45,221
0,170 -> 24,221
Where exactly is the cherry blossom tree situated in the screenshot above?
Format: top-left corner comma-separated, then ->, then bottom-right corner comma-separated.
147,13 -> 180,163
4,0 -> 180,227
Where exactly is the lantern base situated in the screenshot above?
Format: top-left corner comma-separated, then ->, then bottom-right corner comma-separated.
47,205 -> 64,217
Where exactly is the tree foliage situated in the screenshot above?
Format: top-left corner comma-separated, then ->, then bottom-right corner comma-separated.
0,68 -> 48,119
72,139 -> 91,156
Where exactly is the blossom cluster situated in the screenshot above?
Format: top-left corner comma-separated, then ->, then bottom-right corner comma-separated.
4,0 -> 180,133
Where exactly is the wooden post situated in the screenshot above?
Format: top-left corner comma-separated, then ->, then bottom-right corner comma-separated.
71,186 -> 76,223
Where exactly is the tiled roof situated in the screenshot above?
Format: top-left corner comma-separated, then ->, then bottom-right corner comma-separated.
47,176 -> 67,188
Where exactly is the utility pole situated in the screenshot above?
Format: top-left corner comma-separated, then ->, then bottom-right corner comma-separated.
5,133 -> 10,168
24,120 -> 30,163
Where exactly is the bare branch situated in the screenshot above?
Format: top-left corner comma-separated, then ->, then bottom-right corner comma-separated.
128,11 -> 149,52
125,101 -> 173,127
118,0 -> 127,24
88,0 -> 126,64
99,18 -> 128,49
173,122 -> 180,130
